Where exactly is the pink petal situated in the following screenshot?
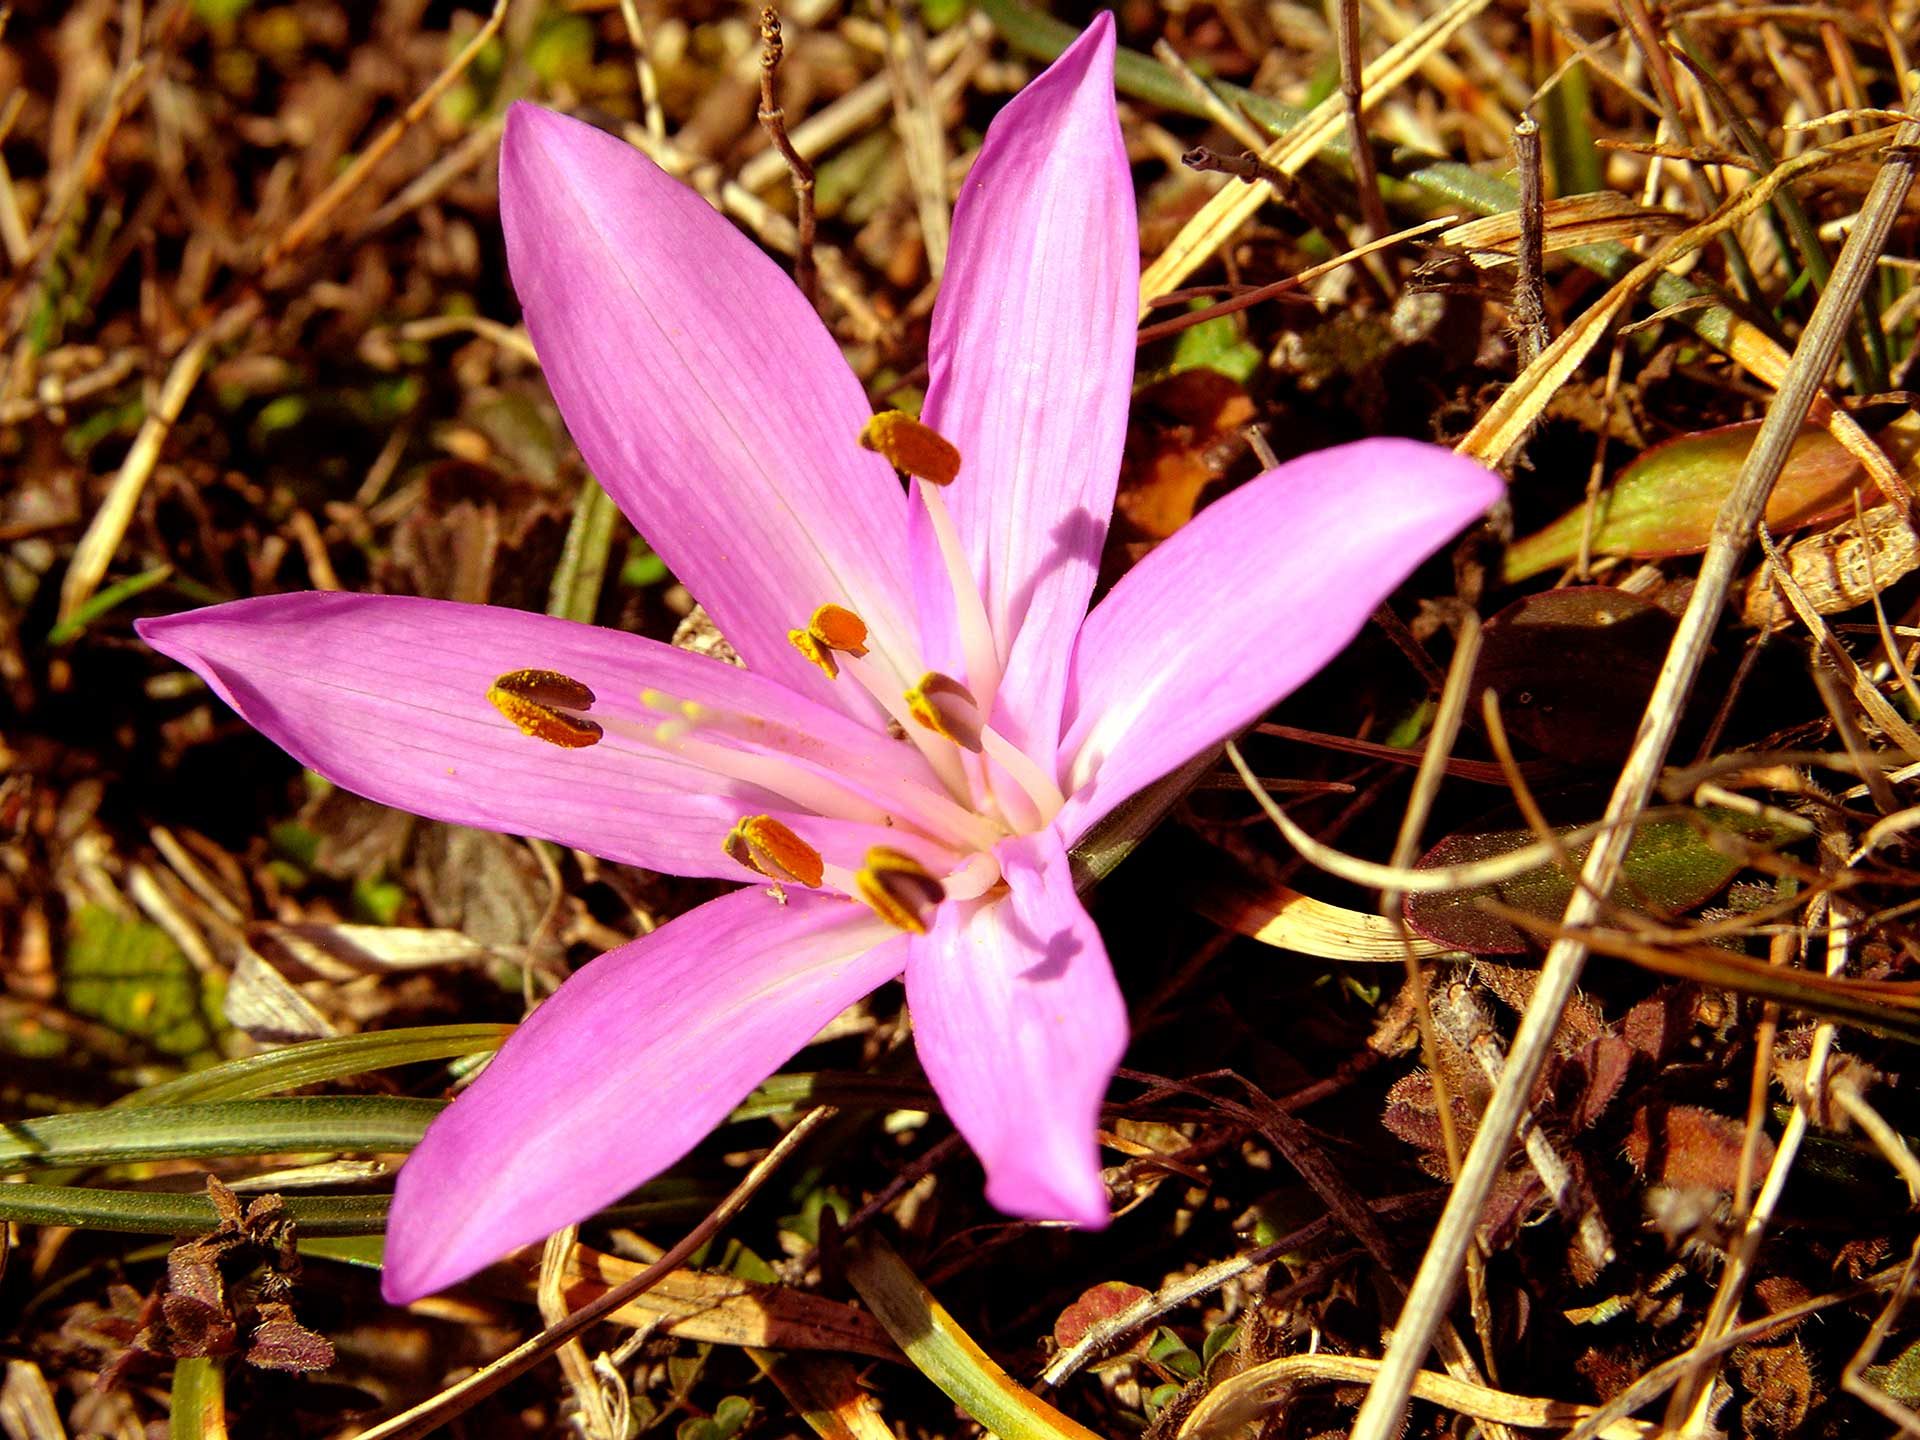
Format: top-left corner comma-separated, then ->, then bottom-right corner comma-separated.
137,593 -> 921,881
1056,439 -> 1503,840
382,888 -> 901,1302
501,104 -> 917,716
911,16 -> 1136,756
907,829 -> 1124,1226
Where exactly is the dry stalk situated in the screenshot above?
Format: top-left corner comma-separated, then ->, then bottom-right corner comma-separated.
1511,115 -> 1549,365
879,0 -> 951,278
1348,91 -> 1920,1440
757,8 -> 818,309
537,1226 -> 623,1440
1334,0 -> 1394,244
616,0 -> 667,145
737,19 -> 984,194
1841,1238 -> 1920,1431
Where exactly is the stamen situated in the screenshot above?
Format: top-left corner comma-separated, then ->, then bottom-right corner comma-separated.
941,850 -> 1003,901
860,411 -> 960,486
839,654 -> 973,803
488,670 -> 603,748
788,602 -> 871,680
789,627 -> 840,679
978,724 -> 1068,823
904,672 -> 984,753
808,604 -> 869,656
853,846 -> 947,934
916,483 -> 1002,709
724,815 -> 825,888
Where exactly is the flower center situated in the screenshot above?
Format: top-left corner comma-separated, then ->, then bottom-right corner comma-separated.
482,416 -> 1064,935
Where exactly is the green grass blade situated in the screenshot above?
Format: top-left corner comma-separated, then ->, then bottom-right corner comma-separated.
846,1234 -> 1103,1440
548,475 -> 620,622
170,1357 -> 227,1440
123,1024 -> 511,1107
1,1097 -> 443,1174
0,1185 -> 393,1235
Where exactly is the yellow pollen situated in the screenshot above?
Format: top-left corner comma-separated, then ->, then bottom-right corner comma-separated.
903,672 -> 983,753
487,670 -> 602,748
724,815 -> 825,888
853,846 -> 946,934
789,627 -> 839,679
860,411 -> 961,486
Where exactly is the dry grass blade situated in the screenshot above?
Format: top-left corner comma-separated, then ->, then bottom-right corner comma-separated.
1178,1352 -> 1655,1439
353,1108 -> 838,1440
1227,742 -> 1625,892
1137,0 -> 1495,312
1197,883 -> 1452,960
259,0 -> 509,270
1440,191 -> 1689,262
56,301 -> 253,624
1454,124 -> 1898,470
1349,89 -> 1920,1440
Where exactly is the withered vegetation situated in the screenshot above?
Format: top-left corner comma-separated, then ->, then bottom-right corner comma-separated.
4,1 -> 1920,1437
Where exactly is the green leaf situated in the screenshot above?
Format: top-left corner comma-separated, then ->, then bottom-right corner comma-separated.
1165,311 -> 1261,384
47,564 -> 173,645
1865,1338 -> 1920,1403
64,905 -> 219,1057
1201,1323 -> 1240,1371
0,1096 -> 444,1174
1504,422 -> 1903,581
846,1233 -> 1105,1440
712,1395 -> 754,1437
1147,1328 -> 1201,1380
1143,1383 -> 1183,1419
122,1023 -> 511,1107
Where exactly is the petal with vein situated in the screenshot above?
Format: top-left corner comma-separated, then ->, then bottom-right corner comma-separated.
137,593 -> 917,880
911,15 -> 1136,756
501,103 -> 917,713
907,829 -> 1123,1227
382,888 -> 901,1302
1056,439 -> 1503,840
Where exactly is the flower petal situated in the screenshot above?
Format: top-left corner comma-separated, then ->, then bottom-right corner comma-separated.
910,15 -> 1136,756
382,888 -> 901,1302
501,103 -> 917,714
137,592 -> 924,881
1056,439 -> 1503,839
907,828 -> 1124,1226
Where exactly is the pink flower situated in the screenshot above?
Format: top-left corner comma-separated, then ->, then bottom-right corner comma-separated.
137,16 -> 1500,1303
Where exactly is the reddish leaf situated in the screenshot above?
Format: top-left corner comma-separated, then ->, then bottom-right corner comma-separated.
1053,1281 -> 1151,1351
1473,586 -> 1674,767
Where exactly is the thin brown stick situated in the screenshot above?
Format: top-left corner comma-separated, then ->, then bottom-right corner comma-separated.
1137,217 -> 1451,344
354,1107 -> 838,1440
1335,0 -> 1394,244
758,8 -> 818,308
